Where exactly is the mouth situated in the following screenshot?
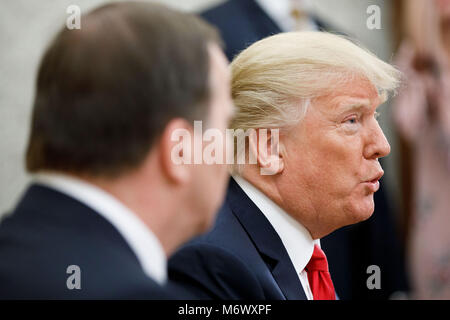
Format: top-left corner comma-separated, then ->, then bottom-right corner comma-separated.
363,171 -> 384,193
368,171 -> 384,183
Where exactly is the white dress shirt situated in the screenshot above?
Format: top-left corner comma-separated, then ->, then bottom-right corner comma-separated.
255,0 -> 318,32
34,173 -> 167,285
233,175 -> 320,300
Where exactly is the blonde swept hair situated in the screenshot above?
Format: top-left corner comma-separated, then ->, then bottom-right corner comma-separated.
230,31 -> 402,131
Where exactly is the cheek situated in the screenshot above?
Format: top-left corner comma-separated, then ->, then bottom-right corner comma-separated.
326,135 -> 365,184
300,135 -> 362,192
286,125 -> 367,207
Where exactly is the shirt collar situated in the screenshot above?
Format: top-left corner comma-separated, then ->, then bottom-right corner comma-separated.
233,175 -> 319,274
33,172 -> 167,285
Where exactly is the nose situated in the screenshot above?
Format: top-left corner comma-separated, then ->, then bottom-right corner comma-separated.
363,120 -> 391,160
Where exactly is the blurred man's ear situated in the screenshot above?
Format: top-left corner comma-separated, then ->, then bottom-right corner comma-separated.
248,128 -> 284,176
159,118 -> 194,184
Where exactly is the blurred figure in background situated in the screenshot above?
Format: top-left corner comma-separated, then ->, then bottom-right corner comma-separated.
0,2 -> 233,299
201,0 -> 339,61
394,0 -> 450,299
200,0 -> 408,299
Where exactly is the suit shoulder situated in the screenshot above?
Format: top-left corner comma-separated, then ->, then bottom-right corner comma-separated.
169,242 -> 265,299
0,191 -> 163,299
185,203 -> 258,256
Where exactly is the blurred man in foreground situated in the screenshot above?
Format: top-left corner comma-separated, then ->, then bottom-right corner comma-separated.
169,31 -> 401,300
0,2 -> 233,299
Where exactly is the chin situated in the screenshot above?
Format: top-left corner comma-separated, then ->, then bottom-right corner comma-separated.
198,202 -> 222,234
356,196 -> 375,221
345,196 -> 375,225
196,212 -> 213,234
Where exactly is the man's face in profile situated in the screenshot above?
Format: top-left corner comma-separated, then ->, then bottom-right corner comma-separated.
277,77 -> 390,237
190,44 -> 234,232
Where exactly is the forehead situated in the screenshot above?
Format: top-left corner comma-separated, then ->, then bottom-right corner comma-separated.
315,77 -> 381,111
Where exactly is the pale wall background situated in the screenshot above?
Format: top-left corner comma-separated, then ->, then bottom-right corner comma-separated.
0,0 -> 399,217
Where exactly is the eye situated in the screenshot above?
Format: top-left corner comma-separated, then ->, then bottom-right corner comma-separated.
344,116 -> 358,125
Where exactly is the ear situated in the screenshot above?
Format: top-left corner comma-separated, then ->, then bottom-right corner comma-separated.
159,118 -> 194,184
248,128 -> 284,176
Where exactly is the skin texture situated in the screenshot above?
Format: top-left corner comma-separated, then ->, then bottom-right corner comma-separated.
244,77 -> 390,239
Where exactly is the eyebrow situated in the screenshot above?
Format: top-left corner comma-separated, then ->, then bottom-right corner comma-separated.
336,98 -> 372,113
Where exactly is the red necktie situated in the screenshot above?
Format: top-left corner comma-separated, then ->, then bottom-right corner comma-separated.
305,245 -> 336,300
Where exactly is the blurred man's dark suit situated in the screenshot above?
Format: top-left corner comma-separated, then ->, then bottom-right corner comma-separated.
200,0 -> 409,299
0,184 -> 175,299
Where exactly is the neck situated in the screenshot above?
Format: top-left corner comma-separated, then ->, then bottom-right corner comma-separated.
240,166 -> 329,239
240,167 -> 282,206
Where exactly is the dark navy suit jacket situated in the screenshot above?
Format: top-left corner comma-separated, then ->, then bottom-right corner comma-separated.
169,178 -> 307,300
0,184 -> 174,299
200,0 -> 409,299
201,0 -> 339,61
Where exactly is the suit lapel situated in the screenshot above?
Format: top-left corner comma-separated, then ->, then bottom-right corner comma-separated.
227,178 -> 307,300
